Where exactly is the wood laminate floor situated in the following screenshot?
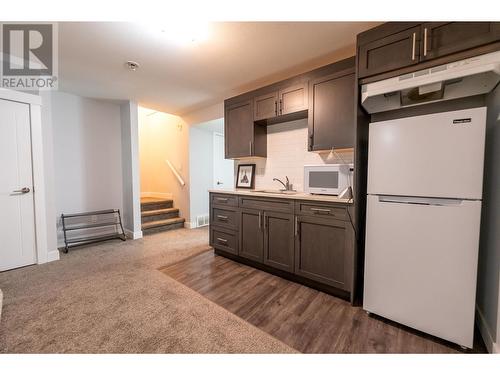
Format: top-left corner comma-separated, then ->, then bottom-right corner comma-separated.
161,250 -> 487,354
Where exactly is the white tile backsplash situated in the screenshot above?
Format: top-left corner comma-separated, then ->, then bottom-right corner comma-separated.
235,119 -> 354,192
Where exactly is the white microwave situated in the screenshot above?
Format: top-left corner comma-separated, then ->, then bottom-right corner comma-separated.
304,164 -> 352,195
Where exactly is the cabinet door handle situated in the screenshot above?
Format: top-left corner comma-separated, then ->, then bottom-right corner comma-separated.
412,32 -> 416,61
217,215 -> 228,221
216,237 -> 228,244
294,216 -> 298,236
310,208 -> 331,214
249,141 -> 253,155
279,99 -> 282,115
258,211 -> 262,229
216,197 -> 228,202
423,27 -> 428,57
263,213 -> 267,229
274,101 -> 278,116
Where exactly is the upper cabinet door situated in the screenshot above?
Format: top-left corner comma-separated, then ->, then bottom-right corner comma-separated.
358,25 -> 421,78
421,22 -> 500,61
254,91 -> 278,121
225,100 -> 254,159
308,69 -> 355,151
279,83 -> 308,116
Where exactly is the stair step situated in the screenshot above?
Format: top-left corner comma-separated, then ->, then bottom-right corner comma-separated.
141,198 -> 173,211
141,208 -> 180,223
142,217 -> 185,235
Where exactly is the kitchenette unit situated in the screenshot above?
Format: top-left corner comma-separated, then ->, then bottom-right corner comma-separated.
210,21 -> 500,350
211,55 -> 361,302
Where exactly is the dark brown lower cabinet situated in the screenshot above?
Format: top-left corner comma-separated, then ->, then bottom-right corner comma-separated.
210,192 -> 355,300
239,208 -> 264,262
210,226 -> 239,256
263,211 -> 294,273
295,215 -> 354,291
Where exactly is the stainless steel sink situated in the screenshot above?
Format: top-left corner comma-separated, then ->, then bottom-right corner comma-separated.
252,189 -> 298,195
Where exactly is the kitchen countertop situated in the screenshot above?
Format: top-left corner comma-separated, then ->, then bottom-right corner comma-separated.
208,189 -> 353,204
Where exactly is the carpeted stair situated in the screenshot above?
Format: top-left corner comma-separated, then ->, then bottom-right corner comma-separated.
141,197 -> 185,235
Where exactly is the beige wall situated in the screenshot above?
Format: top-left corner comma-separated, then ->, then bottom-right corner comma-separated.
138,107 -> 190,220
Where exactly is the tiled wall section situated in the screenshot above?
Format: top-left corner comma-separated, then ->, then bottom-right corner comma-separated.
234,118 -> 354,192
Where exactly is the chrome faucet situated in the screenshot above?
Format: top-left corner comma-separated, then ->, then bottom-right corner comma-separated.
273,176 -> 292,191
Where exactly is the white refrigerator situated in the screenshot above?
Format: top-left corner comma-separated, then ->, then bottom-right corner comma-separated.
363,107 -> 487,348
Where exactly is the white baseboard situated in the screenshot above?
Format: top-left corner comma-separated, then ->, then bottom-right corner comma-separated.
47,250 -> 60,262
476,305 -> 497,353
141,192 -> 173,199
184,221 -> 193,229
124,229 -> 143,239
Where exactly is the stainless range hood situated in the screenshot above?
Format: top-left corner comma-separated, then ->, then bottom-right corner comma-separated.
361,50 -> 500,114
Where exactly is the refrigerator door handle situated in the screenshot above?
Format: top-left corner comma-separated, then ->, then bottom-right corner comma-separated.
378,195 -> 464,207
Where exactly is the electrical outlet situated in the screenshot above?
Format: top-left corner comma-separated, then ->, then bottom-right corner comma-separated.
91,215 -> 97,223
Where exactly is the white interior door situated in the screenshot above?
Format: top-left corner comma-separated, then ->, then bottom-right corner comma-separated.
0,99 -> 37,271
213,133 -> 234,189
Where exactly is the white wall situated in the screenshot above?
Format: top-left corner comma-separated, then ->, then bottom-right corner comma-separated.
51,91 -> 123,243
120,101 -> 142,238
235,119 -> 354,191
189,127 -> 214,227
39,91 -> 58,254
477,85 -> 500,353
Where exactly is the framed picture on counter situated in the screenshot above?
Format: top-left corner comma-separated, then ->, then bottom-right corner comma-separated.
236,164 -> 255,189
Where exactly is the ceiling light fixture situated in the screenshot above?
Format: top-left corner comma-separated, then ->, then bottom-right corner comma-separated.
125,61 -> 140,71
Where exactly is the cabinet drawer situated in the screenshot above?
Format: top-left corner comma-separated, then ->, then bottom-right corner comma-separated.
211,193 -> 238,207
295,201 -> 348,221
211,206 -> 239,230
210,227 -> 238,255
239,196 -> 294,213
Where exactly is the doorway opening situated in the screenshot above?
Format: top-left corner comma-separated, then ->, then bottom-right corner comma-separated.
189,118 -> 234,228
138,106 -> 188,234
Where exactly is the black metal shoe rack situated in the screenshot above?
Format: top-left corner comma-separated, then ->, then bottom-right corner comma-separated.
61,209 -> 126,253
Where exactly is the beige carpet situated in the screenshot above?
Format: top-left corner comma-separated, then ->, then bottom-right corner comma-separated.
0,228 -> 296,353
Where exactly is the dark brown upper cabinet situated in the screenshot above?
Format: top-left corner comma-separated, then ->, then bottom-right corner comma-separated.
224,56 -> 356,159
421,22 -> 500,61
358,25 -> 421,79
358,22 -> 500,80
308,67 -> 355,151
254,92 -> 279,121
254,83 -> 308,122
225,99 -> 266,159
279,83 -> 308,116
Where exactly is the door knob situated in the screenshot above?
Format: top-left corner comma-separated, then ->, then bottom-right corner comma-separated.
216,181 -> 223,185
12,187 -> 30,194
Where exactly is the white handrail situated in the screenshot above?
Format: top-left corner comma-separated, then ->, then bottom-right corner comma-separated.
165,160 -> 186,187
